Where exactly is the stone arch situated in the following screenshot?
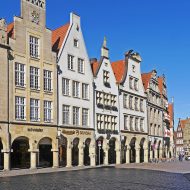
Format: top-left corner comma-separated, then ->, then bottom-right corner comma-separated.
59,135 -> 67,167
108,137 -> 117,164
84,138 -> 91,166
140,138 -> 146,163
0,139 -> 3,170
152,139 -> 157,159
121,136 -> 127,164
96,136 -> 104,165
38,137 -> 53,167
11,136 -> 30,169
129,137 -> 136,163
157,140 -> 162,158
72,138 -> 80,166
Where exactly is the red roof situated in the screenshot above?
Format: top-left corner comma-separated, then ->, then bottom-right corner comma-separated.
141,72 -> 152,90
158,77 -> 163,95
91,61 -> 99,76
7,22 -> 14,39
178,119 -> 190,129
168,103 -> 174,128
111,60 -> 125,83
52,23 -> 70,53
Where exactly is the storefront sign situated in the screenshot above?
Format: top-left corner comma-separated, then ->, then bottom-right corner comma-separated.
62,129 -> 91,136
28,128 -> 43,132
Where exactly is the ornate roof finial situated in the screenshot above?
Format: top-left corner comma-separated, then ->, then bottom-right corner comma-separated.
103,36 -> 107,47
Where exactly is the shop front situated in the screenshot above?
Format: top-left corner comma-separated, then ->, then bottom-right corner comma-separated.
58,128 -> 96,167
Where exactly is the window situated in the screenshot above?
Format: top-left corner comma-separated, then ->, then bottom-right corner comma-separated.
30,36 -> 39,58
130,116 -> 133,131
30,67 -> 40,89
62,105 -> 70,125
78,58 -> 84,73
135,117 -> 139,131
44,70 -> 52,92
97,91 -> 103,106
68,54 -> 74,70
111,95 -> 116,107
15,63 -> 25,87
73,81 -> 80,98
97,114 -> 104,130
82,83 -> 89,100
62,78 -> 70,96
140,99 -> 144,112
129,96 -> 133,110
134,79 -> 138,91
140,118 -> 144,131
30,99 -> 40,121
74,39 -> 79,47
135,97 -> 139,111
44,101 -> 52,122
124,115 -> 128,130
132,65 -> 136,72
103,70 -> 110,87
129,77 -> 133,89
123,94 -> 128,108
73,107 -> 80,126
82,108 -> 89,127
15,97 -> 26,120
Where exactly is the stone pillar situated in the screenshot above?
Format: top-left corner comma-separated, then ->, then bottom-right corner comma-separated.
89,143 -> 96,167
52,149 -> 59,168
144,148 -> 148,163
116,148 -> 121,165
155,149 -> 158,159
30,151 -> 38,169
104,149 -> 108,165
136,148 -> 140,163
78,143 -> 84,167
66,141 -> 72,167
126,147 -> 130,164
159,147 -> 163,158
150,150 -> 153,160
3,151 -> 10,171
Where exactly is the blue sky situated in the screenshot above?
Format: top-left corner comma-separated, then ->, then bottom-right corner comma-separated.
1,0 -> 190,128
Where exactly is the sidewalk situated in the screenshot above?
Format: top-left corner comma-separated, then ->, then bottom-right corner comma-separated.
0,165 -> 111,178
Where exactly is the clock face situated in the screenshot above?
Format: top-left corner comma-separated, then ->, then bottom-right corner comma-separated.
31,10 -> 40,24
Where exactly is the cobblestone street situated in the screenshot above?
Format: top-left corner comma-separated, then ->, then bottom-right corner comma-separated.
0,162 -> 190,190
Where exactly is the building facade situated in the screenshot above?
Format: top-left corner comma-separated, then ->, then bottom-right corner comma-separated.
0,18 -> 10,170
52,13 -> 95,167
91,39 -> 120,165
0,0 -> 175,171
142,70 -> 163,161
112,50 -> 148,164
176,118 -> 190,156
0,0 -> 58,170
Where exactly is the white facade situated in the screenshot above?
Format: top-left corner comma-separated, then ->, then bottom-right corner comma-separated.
93,42 -> 120,140
119,53 -> 147,134
57,13 -> 94,129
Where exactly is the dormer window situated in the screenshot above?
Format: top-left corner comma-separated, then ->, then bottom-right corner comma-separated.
74,39 -> 79,48
132,65 -> 136,72
103,70 -> 110,88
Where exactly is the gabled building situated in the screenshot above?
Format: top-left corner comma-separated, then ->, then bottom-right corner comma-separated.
52,13 -> 95,167
0,19 -> 10,170
142,70 -> 163,161
0,0 -> 58,170
176,118 -> 190,155
158,75 -> 171,157
112,50 -> 148,164
168,103 -> 175,157
91,39 -> 120,165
